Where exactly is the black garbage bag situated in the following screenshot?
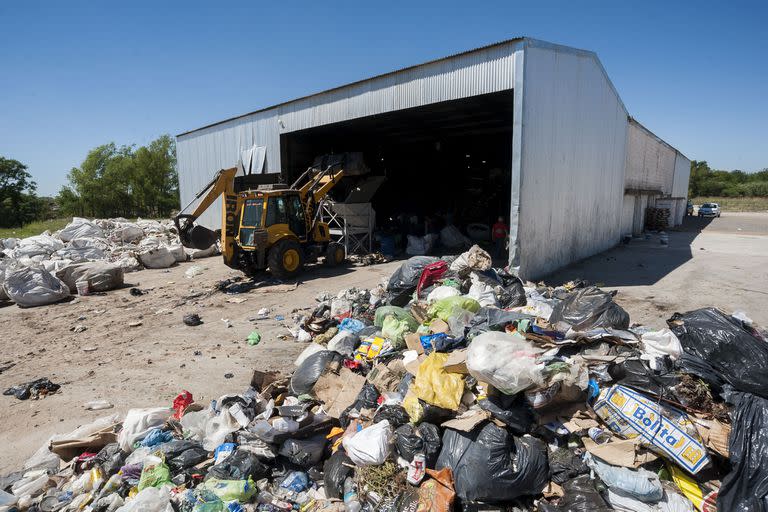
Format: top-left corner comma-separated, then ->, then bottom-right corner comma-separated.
373,405 -> 410,428
278,435 -> 327,468
467,308 -> 532,339
206,449 -> 270,480
669,307 -> 768,399
497,270 -> 527,308
436,422 -> 549,503
538,475 -> 613,512
394,424 -> 422,462
717,390 -> 768,512
418,422 -> 441,468
339,382 -> 380,428
419,401 -> 455,426
94,443 -> 125,476
168,445 -> 210,471
323,449 -> 354,499
290,351 -> 342,395
548,448 -> 589,485
478,393 -> 535,435
549,286 -> 629,330
608,358 -> 680,399
3,377 -> 61,400
386,256 -> 440,306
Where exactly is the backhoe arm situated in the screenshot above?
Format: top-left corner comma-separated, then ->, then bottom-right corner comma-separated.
174,167 -> 238,253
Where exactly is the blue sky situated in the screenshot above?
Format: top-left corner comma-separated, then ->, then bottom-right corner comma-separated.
1,1 -> 766,196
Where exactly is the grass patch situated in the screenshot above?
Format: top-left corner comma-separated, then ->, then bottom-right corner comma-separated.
0,218 -> 70,239
692,197 -> 768,212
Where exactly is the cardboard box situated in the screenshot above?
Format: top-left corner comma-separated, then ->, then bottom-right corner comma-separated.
442,349 -> 468,374
405,333 -> 425,354
592,385 -> 710,474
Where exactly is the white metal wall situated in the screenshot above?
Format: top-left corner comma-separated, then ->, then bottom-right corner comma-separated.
177,41 -> 522,229
625,120 -> 676,195
514,45 -> 629,279
672,152 -> 691,198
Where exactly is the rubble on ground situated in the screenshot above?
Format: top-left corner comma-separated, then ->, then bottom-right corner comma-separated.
3,244 -> 767,511
0,217 -> 219,307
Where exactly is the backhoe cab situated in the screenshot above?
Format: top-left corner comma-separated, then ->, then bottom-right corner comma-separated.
175,153 -> 366,279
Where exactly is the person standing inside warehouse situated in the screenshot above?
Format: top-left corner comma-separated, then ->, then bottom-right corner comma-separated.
492,216 -> 508,259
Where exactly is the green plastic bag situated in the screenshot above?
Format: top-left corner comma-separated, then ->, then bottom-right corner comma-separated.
137,459 -> 171,491
381,315 -> 412,348
246,331 -> 261,346
428,296 -> 480,322
374,306 -> 418,330
198,478 -> 257,502
192,490 -> 224,512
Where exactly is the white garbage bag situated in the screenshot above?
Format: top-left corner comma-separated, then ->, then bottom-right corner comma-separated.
114,255 -> 143,273
185,244 -> 219,259
327,330 -> 359,356
466,331 -> 546,395
112,223 -> 144,243
56,262 -> 125,293
165,244 -> 187,263
56,238 -> 106,262
117,407 -> 173,452
440,225 -> 471,249
2,264 -> 70,307
449,244 -> 492,274
115,486 -> 173,512
0,260 -> 8,301
58,218 -> 104,242
426,285 -> 461,303
294,343 -> 327,367
138,247 -> 176,269
11,233 -> 64,260
342,420 -> 392,466
468,280 -> 498,308
640,329 -> 682,369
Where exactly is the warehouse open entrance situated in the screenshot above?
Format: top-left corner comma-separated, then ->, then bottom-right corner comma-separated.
280,90 -> 514,254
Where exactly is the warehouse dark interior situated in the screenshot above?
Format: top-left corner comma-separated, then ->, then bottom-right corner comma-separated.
279,90 -> 514,237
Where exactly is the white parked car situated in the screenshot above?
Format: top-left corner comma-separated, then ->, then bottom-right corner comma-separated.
698,202 -> 721,218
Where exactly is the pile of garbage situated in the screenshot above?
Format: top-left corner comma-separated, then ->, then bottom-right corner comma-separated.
0,217 -> 218,307
3,245 -> 768,511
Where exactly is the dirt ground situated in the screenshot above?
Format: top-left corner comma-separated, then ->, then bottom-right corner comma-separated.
1,211 -> 766,472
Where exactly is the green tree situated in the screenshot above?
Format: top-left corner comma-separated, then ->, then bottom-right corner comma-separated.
57,135 -> 179,218
0,157 -> 39,228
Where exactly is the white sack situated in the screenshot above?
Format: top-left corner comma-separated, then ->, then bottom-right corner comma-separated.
3,265 -> 70,307
56,262 -> 124,293
115,486 -> 173,512
440,225 -> 471,249
59,218 -> 104,242
138,247 -> 176,269
117,407 -> 173,452
165,244 -> 187,263
342,420 -> 392,466
466,331 -> 546,395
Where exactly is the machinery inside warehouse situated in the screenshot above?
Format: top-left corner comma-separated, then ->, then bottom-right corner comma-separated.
278,91 -> 514,257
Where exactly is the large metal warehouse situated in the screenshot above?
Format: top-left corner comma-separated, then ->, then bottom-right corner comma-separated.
177,37 -> 690,280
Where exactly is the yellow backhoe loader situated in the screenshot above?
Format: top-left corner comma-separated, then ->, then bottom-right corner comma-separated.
174,153 -> 368,278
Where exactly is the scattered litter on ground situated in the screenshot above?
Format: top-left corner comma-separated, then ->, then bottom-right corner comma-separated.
3,244 -> 765,511
182,313 -> 203,327
3,377 -> 61,400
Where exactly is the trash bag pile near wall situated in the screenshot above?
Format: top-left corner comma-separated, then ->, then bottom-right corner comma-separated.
3,245 -> 765,511
0,217 -> 220,307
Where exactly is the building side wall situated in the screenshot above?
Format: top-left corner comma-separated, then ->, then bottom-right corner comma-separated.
516,45 -> 628,279
625,120 -> 676,194
672,152 -> 691,198
177,42 -> 521,229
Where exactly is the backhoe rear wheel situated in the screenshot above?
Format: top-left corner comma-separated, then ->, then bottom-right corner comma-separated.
324,242 -> 345,267
268,239 -> 304,279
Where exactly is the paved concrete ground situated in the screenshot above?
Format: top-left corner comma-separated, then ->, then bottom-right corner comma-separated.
545,212 -> 768,328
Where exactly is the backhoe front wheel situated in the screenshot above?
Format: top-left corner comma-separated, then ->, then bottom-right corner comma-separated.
324,242 -> 345,267
268,239 -> 304,279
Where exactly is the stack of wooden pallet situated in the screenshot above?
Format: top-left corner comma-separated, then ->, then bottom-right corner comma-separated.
645,207 -> 671,230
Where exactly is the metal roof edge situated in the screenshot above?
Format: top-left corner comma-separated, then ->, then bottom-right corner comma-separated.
628,116 -> 689,160
177,37 -> 527,138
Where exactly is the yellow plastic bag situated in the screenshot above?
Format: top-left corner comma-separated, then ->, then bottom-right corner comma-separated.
410,352 -> 465,411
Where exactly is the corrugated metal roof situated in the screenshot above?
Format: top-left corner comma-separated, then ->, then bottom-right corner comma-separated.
177,37 -> 526,137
